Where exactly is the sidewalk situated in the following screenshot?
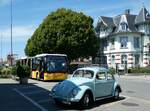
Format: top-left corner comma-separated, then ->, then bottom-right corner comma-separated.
0,78 -> 18,84
115,74 -> 150,81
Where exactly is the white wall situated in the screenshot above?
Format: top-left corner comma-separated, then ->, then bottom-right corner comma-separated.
103,33 -> 144,68
138,25 -> 150,35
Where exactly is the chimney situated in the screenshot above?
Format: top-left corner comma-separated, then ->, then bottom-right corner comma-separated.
125,9 -> 130,15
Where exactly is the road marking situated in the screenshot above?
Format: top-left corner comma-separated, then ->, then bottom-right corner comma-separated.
13,88 -> 48,111
23,90 -> 48,95
38,99 -> 53,103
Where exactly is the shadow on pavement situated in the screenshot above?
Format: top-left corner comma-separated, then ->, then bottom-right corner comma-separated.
57,96 -> 126,110
0,79 -> 126,111
0,82 -> 58,111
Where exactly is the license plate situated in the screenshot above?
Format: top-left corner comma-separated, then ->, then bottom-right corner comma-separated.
62,101 -> 71,105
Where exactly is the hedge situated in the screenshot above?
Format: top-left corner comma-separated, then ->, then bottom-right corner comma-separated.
109,68 -> 116,75
128,66 -> 150,73
11,65 -> 31,78
0,67 -> 12,78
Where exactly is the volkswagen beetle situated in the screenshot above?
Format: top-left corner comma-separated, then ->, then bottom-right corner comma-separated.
49,66 -> 121,108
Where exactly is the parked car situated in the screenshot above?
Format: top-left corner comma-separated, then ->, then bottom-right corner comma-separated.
49,66 -> 122,108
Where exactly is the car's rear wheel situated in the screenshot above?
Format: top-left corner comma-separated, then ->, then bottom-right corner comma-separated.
114,88 -> 119,100
80,92 -> 92,108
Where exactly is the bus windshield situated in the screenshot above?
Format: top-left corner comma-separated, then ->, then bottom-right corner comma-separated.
46,56 -> 67,73
32,58 -> 40,71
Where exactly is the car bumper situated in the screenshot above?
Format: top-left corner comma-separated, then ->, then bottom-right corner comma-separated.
49,92 -> 80,104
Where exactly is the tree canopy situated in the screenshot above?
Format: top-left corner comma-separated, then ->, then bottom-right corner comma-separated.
25,8 -> 99,60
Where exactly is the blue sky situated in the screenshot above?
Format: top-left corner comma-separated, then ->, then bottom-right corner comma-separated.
0,0 -> 150,60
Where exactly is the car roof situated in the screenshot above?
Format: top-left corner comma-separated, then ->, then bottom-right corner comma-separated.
77,66 -> 109,72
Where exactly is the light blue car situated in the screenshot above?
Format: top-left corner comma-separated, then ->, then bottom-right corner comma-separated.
50,66 -> 122,108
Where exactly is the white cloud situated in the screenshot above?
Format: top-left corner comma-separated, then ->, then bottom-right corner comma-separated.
0,0 -> 11,6
0,25 -> 36,42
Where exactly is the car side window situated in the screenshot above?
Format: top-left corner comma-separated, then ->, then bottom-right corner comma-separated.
107,73 -> 114,80
73,70 -> 94,78
96,72 -> 106,80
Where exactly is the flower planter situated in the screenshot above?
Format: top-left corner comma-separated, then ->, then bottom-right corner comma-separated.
19,77 -> 28,84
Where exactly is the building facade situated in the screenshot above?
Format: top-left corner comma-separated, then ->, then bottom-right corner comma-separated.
7,54 -> 18,66
96,6 -> 150,69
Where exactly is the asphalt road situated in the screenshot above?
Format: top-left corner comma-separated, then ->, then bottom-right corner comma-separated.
0,75 -> 150,111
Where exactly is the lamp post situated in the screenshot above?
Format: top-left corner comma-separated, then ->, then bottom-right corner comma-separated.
1,34 -> 2,64
10,0 -> 13,66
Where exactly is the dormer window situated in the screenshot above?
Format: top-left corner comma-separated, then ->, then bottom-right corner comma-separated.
120,22 -> 128,31
146,12 -> 150,19
100,28 -> 106,32
111,38 -> 115,45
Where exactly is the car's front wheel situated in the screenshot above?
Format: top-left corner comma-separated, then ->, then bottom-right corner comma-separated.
80,92 -> 92,108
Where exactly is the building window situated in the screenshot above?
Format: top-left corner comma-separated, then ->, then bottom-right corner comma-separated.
103,40 -> 107,51
111,55 -> 115,65
110,38 -> 115,49
100,56 -> 107,67
149,46 -> 150,53
120,37 -> 128,48
120,22 -> 128,31
121,55 -> 127,64
134,54 -> 140,67
111,38 -> 115,45
100,28 -> 106,32
146,12 -> 150,19
134,37 -> 140,48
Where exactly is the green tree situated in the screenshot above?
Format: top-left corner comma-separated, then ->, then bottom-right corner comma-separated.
25,8 -> 99,60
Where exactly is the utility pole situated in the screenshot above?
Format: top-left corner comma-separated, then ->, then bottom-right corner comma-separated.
10,0 -> 13,66
1,34 -> 2,63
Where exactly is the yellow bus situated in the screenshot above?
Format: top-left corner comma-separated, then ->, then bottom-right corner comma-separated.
31,54 -> 69,81
18,57 -> 33,77
18,56 -> 32,69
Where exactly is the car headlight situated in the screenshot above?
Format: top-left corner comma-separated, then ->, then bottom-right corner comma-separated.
52,84 -> 59,92
72,88 -> 80,97
52,87 -> 56,92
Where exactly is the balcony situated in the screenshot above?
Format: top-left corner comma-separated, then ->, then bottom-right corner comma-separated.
110,45 -> 115,50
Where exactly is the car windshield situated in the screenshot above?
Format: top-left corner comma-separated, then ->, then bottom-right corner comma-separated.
73,70 -> 94,79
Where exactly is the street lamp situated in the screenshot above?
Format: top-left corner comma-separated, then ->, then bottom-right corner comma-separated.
10,0 -> 13,66
1,33 -> 2,64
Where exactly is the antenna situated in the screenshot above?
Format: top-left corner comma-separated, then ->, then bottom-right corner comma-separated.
142,2 -> 145,8
1,34 -> 2,59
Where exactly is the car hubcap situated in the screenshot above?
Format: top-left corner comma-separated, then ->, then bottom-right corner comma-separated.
115,89 -> 119,98
84,94 -> 89,106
